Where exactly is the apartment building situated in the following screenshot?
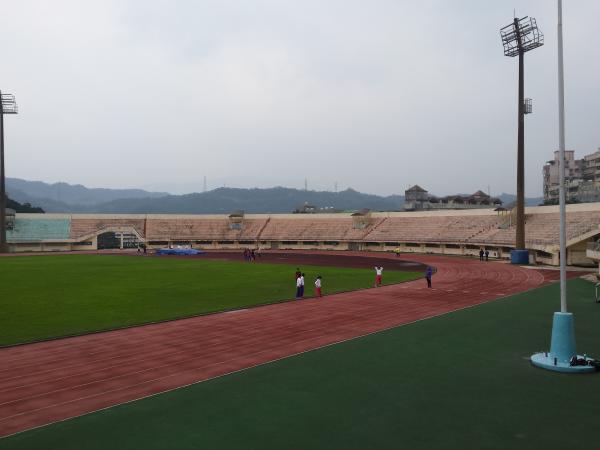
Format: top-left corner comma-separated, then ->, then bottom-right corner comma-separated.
543,148 -> 600,203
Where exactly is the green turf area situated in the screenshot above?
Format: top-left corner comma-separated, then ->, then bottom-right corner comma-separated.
0,255 -> 420,346
2,278 -> 599,450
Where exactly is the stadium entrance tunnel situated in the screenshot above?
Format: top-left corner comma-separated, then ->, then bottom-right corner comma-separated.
97,231 -> 140,250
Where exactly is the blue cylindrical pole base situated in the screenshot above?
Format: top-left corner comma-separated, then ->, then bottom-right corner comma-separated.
531,312 -> 595,373
550,312 -> 576,363
510,249 -> 529,264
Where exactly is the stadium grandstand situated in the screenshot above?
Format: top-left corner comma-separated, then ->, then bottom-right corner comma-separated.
5,203 -> 600,267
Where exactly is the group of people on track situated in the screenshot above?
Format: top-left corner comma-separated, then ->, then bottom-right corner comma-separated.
243,248 -> 260,262
479,248 -> 490,261
375,265 -> 434,288
295,268 -> 323,299
294,263 -> 435,299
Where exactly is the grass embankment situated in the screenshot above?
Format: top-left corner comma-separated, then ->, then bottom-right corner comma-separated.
2,279 -> 599,450
0,255 -> 420,345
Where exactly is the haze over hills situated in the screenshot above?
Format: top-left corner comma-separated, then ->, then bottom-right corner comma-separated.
7,178 -> 168,207
79,187 -> 406,214
6,178 -> 543,214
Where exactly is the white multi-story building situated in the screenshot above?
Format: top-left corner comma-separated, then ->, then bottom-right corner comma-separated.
543,148 -> 600,203
583,149 -> 600,183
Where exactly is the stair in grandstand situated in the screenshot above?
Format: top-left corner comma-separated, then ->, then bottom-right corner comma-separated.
496,208 -> 522,230
255,217 -> 271,243
466,216 -> 509,241
364,217 -> 388,237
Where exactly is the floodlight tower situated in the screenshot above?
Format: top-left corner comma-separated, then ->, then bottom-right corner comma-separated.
0,91 -> 18,253
500,16 -> 544,264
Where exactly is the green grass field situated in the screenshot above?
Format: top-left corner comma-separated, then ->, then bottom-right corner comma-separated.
2,278 -> 599,450
0,255 -> 421,346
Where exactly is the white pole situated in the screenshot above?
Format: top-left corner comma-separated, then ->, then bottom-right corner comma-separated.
558,0 -> 567,313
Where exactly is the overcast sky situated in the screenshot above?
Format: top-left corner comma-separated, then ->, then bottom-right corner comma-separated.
1,0 -> 599,197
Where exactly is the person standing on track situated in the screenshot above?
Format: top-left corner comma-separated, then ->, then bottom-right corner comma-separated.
315,275 -> 322,297
484,249 -> 489,261
374,266 -> 383,287
425,266 -> 433,288
296,273 -> 303,298
299,273 -> 305,298
479,249 -> 484,261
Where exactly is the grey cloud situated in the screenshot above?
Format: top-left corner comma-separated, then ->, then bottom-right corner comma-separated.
0,0 -> 598,197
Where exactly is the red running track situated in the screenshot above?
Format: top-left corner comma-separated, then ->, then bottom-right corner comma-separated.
0,253 -> 556,437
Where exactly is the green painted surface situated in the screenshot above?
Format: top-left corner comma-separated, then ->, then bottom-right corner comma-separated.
1,279 -> 599,449
0,255 -> 419,346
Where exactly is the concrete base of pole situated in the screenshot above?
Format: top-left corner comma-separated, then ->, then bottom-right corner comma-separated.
510,249 -> 529,264
531,312 -> 596,374
531,352 -> 595,373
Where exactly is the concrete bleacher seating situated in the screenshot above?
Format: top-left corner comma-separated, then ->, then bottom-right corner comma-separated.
7,218 -> 71,241
467,211 -> 600,246
8,205 -> 600,266
145,218 -> 268,241
363,216 -> 504,243
12,210 -> 597,247
146,219 -> 228,240
259,218 -> 380,241
70,218 -> 146,240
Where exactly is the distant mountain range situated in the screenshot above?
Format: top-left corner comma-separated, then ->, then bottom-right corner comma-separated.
497,193 -> 544,208
6,178 -> 544,214
6,178 -> 168,211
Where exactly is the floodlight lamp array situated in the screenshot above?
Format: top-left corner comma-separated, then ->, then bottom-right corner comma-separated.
1,94 -> 18,114
500,16 -> 544,57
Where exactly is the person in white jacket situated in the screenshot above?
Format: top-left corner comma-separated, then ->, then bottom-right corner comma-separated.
314,276 -> 322,297
299,273 -> 305,298
374,266 -> 383,287
296,275 -> 303,298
